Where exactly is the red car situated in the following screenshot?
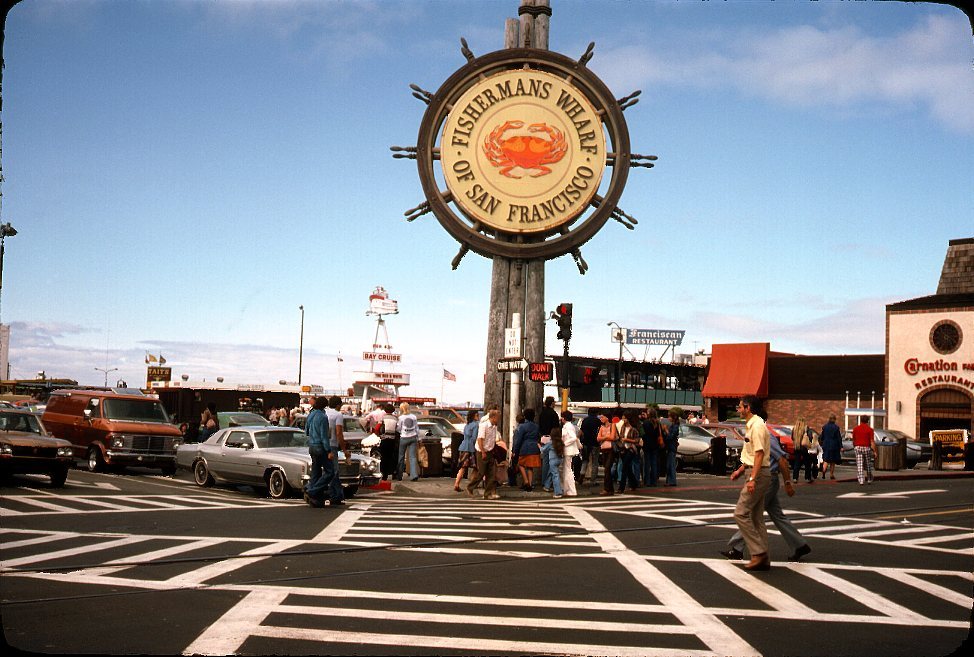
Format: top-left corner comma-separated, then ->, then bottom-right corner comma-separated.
766,423 -> 796,459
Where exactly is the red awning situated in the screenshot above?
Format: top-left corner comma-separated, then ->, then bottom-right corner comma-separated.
702,343 -> 769,398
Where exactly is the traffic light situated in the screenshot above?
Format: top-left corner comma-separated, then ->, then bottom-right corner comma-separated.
570,364 -> 598,386
555,302 -> 573,341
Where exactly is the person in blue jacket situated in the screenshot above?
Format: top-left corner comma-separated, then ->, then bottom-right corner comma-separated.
304,396 -> 337,507
512,408 -> 542,491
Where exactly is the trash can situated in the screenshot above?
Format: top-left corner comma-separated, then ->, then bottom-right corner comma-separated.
421,438 -> 443,477
897,437 -> 908,468
875,442 -> 903,471
931,441 -> 943,470
710,436 -> 727,475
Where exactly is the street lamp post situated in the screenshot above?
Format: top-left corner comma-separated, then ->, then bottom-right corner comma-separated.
607,321 -> 624,404
94,366 -> 119,388
298,305 -> 305,385
0,222 -> 18,324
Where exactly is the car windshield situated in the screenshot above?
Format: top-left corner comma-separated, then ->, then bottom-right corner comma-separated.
430,409 -> 461,422
103,399 -> 170,423
254,430 -> 309,449
682,425 -> 715,439
224,413 -> 269,426
420,422 -> 450,437
0,411 -> 44,434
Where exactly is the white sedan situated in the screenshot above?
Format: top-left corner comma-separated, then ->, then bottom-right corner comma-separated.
176,426 -> 379,499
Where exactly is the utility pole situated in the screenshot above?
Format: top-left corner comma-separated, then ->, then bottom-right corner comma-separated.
298,305 -> 304,385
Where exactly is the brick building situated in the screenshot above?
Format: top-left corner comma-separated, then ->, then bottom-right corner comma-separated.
701,343 -> 883,431
701,238 -> 973,439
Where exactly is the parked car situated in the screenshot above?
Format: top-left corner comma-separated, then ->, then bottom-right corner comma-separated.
417,419 -> 456,465
707,423 -> 746,468
415,407 -> 468,432
413,415 -> 458,437
841,428 -> 932,467
659,419 -> 716,471
0,409 -> 74,487
766,424 -> 796,459
42,389 -> 181,475
176,426 -> 380,499
217,411 -> 270,428
339,416 -> 369,452
886,429 -> 933,466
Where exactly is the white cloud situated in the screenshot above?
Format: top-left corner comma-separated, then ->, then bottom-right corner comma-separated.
686,295 -> 895,355
596,13 -> 974,134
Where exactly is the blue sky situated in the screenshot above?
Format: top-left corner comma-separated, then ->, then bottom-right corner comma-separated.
3,0 -> 972,405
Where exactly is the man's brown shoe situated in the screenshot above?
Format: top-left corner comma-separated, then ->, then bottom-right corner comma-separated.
743,553 -> 771,571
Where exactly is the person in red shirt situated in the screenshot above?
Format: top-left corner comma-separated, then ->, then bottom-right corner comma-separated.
852,416 -> 878,485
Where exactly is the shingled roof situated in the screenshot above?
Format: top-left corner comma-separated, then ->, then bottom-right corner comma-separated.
936,237 -> 974,295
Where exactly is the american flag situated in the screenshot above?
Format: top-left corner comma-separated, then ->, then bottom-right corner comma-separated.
443,369 -> 456,382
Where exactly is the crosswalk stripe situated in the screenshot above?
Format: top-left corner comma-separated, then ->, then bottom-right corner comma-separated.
2,535 -> 155,568
799,565 -> 931,622
566,506 -> 758,656
893,571 -> 974,608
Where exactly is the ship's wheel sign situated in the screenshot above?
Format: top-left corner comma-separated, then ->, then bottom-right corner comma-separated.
393,46 -> 656,271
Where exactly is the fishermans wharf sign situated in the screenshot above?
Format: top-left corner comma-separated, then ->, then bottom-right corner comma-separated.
399,47 -> 653,267
440,68 -> 606,234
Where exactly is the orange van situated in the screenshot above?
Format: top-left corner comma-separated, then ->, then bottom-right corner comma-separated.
42,390 -> 182,474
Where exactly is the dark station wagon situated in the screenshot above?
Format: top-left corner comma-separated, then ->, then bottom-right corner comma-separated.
0,409 -> 74,487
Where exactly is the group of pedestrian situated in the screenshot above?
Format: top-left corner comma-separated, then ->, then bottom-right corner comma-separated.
456,398 -> 588,501
453,398 -> 691,500
360,402 -> 424,482
267,406 -> 299,426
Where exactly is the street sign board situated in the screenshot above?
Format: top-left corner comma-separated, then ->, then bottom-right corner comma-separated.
363,352 -> 402,362
624,328 -> 685,346
504,327 -> 522,358
497,358 -> 528,372
528,362 -> 553,382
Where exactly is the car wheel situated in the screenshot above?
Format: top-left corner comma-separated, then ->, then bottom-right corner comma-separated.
161,464 -> 177,477
87,447 -> 105,473
50,466 -> 69,488
343,484 -> 359,498
193,460 -> 214,487
267,469 -> 291,499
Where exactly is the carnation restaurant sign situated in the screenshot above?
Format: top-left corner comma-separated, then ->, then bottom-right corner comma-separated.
903,357 -> 974,392
441,69 -> 606,234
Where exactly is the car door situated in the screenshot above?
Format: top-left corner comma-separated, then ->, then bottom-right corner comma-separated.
78,398 -> 104,453
220,431 -> 260,484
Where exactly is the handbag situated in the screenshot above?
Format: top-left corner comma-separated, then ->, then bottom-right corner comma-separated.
490,440 -> 507,462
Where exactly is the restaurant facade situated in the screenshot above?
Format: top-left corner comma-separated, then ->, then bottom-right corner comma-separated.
702,238 -> 974,439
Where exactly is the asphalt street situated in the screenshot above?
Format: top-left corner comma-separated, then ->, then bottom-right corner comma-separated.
1,463 -> 972,656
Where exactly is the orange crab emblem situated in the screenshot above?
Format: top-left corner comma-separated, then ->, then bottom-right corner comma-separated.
483,121 -> 568,178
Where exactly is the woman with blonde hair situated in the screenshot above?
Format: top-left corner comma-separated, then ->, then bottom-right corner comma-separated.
396,402 -> 420,481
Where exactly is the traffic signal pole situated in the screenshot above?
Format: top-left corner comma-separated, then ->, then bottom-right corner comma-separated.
554,302 -> 573,413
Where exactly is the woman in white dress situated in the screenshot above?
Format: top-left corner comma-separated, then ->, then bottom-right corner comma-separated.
560,411 -> 579,497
